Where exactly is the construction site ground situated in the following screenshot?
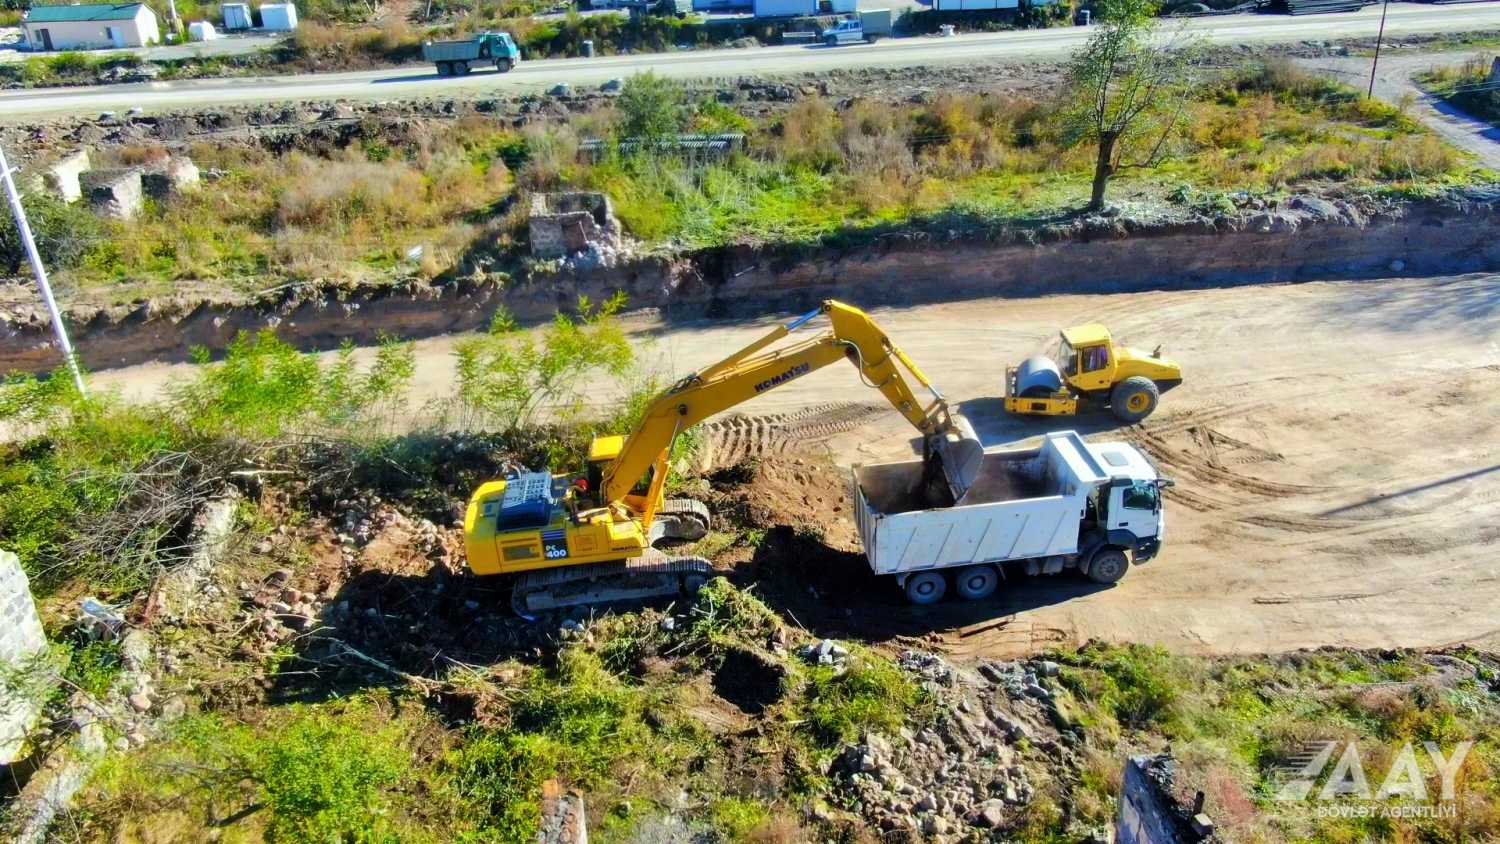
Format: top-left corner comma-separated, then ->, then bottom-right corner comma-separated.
93,271 -> 1500,660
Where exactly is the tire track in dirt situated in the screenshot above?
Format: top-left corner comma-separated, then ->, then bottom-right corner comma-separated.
697,402 -> 890,471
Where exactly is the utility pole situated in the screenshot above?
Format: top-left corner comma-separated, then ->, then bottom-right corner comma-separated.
1367,0 -> 1390,99
0,145 -> 87,397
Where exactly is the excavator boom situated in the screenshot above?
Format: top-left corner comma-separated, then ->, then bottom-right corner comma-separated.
463,300 -> 983,614
603,300 -> 981,515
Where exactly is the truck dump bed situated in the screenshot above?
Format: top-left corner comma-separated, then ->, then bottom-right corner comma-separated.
423,40 -> 483,61
851,431 -> 1108,575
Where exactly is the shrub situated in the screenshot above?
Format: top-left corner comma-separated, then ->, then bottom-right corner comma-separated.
801,649 -> 929,747
453,293 -> 634,434
172,331 -> 414,439
0,191 -> 105,273
617,71 -> 688,143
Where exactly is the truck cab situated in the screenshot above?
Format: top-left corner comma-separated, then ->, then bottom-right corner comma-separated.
1084,440 -> 1167,566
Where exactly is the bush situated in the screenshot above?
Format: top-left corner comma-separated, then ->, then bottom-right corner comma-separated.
617,71 -> 688,142
453,294 -> 634,434
801,649 -> 929,746
0,191 -> 105,273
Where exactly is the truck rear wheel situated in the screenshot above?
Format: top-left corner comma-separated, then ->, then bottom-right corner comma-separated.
1087,548 -> 1129,584
437,61 -> 452,76
825,34 -> 838,47
904,571 -> 947,605
954,565 -> 999,600
1110,376 -> 1159,424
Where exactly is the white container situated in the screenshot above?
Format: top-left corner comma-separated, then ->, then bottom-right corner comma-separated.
222,3 -> 252,30
188,20 -> 218,40
752,0 -> 813,17
259,3 -> 299,31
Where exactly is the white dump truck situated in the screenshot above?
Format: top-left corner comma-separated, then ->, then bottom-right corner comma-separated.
851,430 -> 1169,604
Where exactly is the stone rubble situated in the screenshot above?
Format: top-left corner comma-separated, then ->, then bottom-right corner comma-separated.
831,650 -> 1083,841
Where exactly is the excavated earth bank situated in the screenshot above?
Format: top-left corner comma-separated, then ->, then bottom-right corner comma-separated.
3,189 -> 1499,373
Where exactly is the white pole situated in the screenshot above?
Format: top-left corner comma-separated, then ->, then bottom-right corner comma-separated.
0,144 -> 87,396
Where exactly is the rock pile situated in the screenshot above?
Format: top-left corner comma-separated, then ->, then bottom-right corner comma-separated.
830,650 -> 1084,841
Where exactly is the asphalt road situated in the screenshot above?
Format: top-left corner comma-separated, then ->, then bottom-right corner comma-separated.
3,2 -> 1499,118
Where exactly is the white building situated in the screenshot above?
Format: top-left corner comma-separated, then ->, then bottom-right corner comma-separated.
22,3 -> 161,51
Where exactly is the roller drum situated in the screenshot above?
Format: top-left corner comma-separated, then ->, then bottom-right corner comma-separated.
1015,356 -> 1064,398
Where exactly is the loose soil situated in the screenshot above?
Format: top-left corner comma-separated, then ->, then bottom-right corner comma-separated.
654,272 -> 1500,661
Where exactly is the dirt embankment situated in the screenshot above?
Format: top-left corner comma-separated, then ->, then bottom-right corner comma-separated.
5,188 -> 1500,374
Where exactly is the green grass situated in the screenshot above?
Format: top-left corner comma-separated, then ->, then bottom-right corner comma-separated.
1417,54 -> 1500,129
25,58 -> 1486,304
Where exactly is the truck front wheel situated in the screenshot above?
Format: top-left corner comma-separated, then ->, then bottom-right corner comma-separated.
1087,548 -> 1129,584
954,565 -> 999,600
496,58 -> 512,72
904,571 -> 947,605
436,62 -> 452,76
825,34 -> 838,47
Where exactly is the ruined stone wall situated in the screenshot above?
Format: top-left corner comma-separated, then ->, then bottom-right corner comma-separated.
0,550 -> 48,764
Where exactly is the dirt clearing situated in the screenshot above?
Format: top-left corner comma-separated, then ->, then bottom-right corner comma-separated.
85,272 -> 1500,660
678,273 -> 1500,660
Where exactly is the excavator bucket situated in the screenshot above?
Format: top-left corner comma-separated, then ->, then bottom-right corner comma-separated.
933,414 -> 984,506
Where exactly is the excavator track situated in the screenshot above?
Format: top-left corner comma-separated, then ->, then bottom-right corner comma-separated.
511,549 -> 713,615
511,499 -> 713,616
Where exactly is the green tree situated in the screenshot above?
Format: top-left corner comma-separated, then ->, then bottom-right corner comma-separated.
617,71 -> 687,144
1063,0 -> 1196,211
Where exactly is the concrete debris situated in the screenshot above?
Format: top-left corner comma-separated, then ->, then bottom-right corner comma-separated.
799,638 -> 849,665
141,156 -> 201,199
528,191 -> 626,261
81,167 -> 144,219
834,651 -> 1048,839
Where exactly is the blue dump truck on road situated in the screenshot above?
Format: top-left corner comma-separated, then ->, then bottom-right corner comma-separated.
423,31 -> 521,76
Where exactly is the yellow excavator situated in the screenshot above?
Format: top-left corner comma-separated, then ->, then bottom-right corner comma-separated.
463,300 -> 984,614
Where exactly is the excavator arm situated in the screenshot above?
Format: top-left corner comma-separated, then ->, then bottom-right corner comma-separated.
601,300 -> 983,524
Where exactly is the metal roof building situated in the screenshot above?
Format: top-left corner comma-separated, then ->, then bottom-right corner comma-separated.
22,3 -> 161,50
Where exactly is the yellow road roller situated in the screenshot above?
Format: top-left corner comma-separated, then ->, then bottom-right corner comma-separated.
1004,324 -> 1182,423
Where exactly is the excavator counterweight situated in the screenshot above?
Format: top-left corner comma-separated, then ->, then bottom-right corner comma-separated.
463,300 -> 984,614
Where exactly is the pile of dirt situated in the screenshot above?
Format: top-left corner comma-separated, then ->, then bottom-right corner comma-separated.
709,456 -> 861,552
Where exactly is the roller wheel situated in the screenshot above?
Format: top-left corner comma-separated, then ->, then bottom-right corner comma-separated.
904,571 -> 947,605
954,565 -> 999,600
1110,376 -> 1159,423
1087,548 -> 1129,584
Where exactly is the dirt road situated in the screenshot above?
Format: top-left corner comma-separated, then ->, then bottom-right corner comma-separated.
94,273 -> 1500,658
3,3 -> 1498,119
